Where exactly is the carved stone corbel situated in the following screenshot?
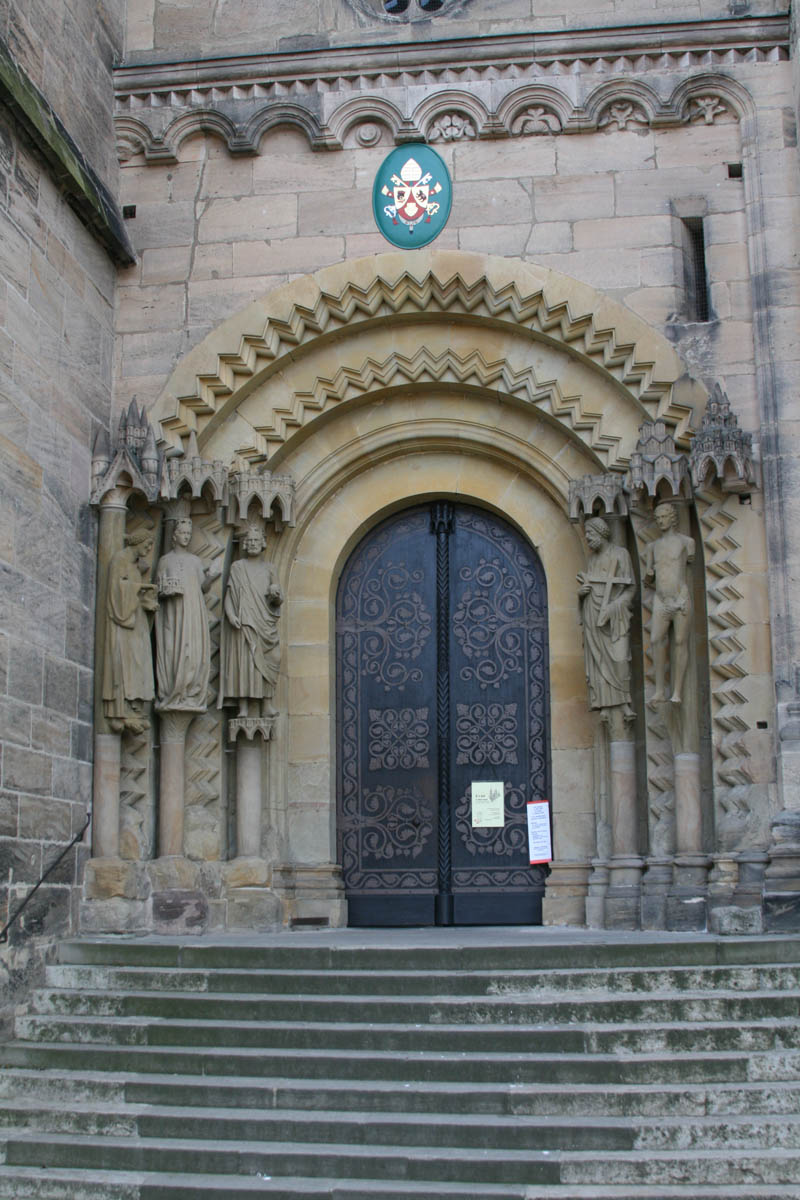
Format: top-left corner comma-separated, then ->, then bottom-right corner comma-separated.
568,473 -> 629,523
626,419 -> 692,503
689,383 -> 756,494
227,464 -> 296,528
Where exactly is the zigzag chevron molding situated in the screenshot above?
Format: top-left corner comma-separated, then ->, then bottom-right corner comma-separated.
155,267 -> 694,459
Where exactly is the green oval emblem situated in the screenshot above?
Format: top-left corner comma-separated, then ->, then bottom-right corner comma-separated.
373,144 -> 452,249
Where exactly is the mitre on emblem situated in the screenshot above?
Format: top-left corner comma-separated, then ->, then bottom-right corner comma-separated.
381,154 -> 443,230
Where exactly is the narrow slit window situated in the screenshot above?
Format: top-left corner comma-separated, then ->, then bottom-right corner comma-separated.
682,217 -> 709,323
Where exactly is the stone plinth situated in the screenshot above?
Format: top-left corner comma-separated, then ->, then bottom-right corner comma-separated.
584,859 -> 610,929
640,857 -> 673,930
604,856 -> 645,930
764,810 -> 800,932
666,854 -> 710,931
80,855 -> 286,934
541,862 -> 590,927
273,864 -> 347,928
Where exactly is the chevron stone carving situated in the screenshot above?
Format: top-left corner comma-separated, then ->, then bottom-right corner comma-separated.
158,269 -> 694,458
271,347 -> 624,466
694,486 -> 756,852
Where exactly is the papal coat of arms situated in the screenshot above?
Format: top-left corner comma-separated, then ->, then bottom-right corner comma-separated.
372,144 -> 452,248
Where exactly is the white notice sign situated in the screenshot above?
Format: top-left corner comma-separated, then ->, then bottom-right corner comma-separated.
471,782 -> 505,828
527,799 -> 552,865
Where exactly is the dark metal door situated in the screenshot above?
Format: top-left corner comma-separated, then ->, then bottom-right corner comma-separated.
336,503 -> 549,926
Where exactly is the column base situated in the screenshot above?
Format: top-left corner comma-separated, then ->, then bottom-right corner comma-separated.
541,861 -> 590,927
272,863 -> 347,928
584,859 -> 609,930
604,856 -> 644,930
640,857 -> 673,930
666,853 -> 710,931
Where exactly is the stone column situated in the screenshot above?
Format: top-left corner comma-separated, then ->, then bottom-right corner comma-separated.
667,737 -> 709,931
92,487 -> 129,858
605,737 -> 644,928
158,710 -> 194,856
229,716 -> 275,857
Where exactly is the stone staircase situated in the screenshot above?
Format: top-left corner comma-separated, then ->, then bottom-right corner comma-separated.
0,932 -> 799,1198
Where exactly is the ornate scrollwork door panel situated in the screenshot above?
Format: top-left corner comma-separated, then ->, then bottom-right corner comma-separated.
337,508 -> 439,925
336,503 -> 550,926
448,507 -> 549,924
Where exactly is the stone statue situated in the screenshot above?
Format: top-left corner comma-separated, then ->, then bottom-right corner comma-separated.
155,516 -> 217,712
219,524 -> 284,718
643,501 -> 695,705
577,517 -> 636,727
102,530 -> 158,734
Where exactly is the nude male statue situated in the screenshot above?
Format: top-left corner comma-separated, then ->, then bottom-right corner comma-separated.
643,502 -> 695,705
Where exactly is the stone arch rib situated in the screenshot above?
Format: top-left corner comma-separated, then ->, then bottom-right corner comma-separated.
248,346 -> 625,468
154,255 -> 698,459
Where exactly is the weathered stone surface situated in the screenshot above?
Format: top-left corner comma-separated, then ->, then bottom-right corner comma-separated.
147,856 -> 200,893
709,905 -> 765,935
223,856 -> 271,889
83,857 -> 147,901
225,888 -> 282,930
152,889 -> 209,934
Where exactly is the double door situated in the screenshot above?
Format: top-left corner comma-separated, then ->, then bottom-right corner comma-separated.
336,502 -> 550,926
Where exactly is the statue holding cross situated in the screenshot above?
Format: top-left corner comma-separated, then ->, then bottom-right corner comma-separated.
577,517 -> 636,732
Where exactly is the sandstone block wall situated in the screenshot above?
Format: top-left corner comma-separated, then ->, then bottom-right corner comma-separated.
0,1 -> 124,1027
125,0 -> 787,57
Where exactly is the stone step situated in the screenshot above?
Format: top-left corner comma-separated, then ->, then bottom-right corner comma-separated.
29,985 -> 800,1026
5,1132 -> 800,1187
559,1149 -> 800,1186
2,1168 -> 799,1200
6,1100 -> 800,1151
0,1104 -> 634,1151
4,936 -> 798,1198
54,935 -> 800,972
2,1132 -> 564,1185
0,1166 -> 526,1200
13,1011 -> 800,1055
6,1068 -> 800,1117
43,961 -> 800,996
4,1041 -> 791,1085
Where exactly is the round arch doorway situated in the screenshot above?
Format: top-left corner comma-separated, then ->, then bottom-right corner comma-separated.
336,500 -> 551,927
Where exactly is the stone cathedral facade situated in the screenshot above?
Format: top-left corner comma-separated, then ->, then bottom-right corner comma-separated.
2,0 -> 800,1013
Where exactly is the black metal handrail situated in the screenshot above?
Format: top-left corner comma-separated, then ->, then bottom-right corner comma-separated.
0,810 -> 91,945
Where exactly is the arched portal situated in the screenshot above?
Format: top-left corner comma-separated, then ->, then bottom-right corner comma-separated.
85,250 -> 735,936
336,500 -> 550,927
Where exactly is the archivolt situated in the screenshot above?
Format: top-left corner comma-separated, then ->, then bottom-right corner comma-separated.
152,252 -> 705,474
